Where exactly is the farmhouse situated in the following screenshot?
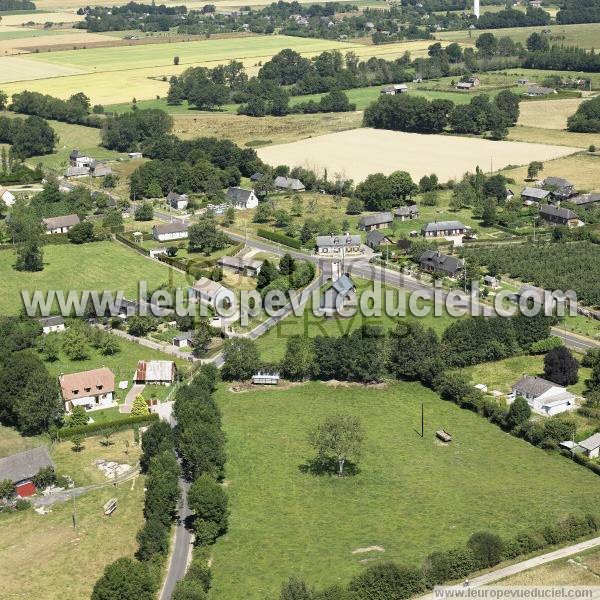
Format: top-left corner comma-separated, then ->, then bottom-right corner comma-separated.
366,230 -> 393,249
274,176 -> 305,192
152,222 -> 189,242
173,332 -> 194,348
42,214 -> 80,234
69,149 -> 93,168
167,191 -> 189,210
483,275 -> 500,289
190,277 -> 235,309
578,433 -> 600,459
508,375 -> 576,416
65,166 -> 89,178
541,176 -> 576,200
59,367 -> 116,413
421,220 -> 467,239
524,85 -> 556,97
394,204 -> 419,221
320,274 -> 357,317
0,187 -> 15,206
217,255 -> 262,276
539,204 -> 584,228
521,187 -> 550,204
226,186 -> 259,210
134,360 -> 176,385
419,250 -> 463,277
38,315 -> 66,334
0,447 -> 55,498
90,162 -> 112,178
570,193 -> 600,206
358,212 -> 393,231
381,84 -> 408,95
316,234 -> 361,255
456,78 -> 479,90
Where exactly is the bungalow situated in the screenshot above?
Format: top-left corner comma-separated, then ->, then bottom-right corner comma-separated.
43,214 -> 80,234
524,85 -> 556,97
0,447 -> 55,498
421,220 -> 467,239
358,212 -> 393,231
226,186 -> 259,210
134,360 -> 176,385
69,149 -> 93,168
274,176 -> 305,192
152,222 -> 189,242
541,176 -> 576,200
539,204 -> 584,228
394,205 -> 419,221
59,367 -> 116,412
508,375 -> 576,416
167,191 -> 189,210
65,166 -> 89,178
190,277 -> 235,309
570,193 -> 600,206
316,234 -> 362,255
320,274 -> 357,317
39,315 -> 66,334
419,250 -> 463,277
173,331 -> 194,348
366,230 -> 393,249
217,255 -> 262,276
0,186 -> 15,206
521,187 -> 550,205
381,84 -> 408,95
578,433 -> 600,459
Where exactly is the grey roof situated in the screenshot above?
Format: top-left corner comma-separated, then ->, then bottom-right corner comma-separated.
153,222 -> 188,235
366,230 -> 391,246
579,433 -> 600,452
513,375 -> 559,397
359,212 -> 393,228
274,176 -> 305,191
39,315 -> 65,327
65,166 -> 89,177
542,177 -> 574,190
421,220 -> 466,234
0,447 -> 54,484
539,204 -> 579,221
250,172 -> 263,181
217,255 -> 262,271
525,85 -> 555,95
569,193 -> 600,206
43,214 -> 80,230
419,250 -> 462,274
226,187 -> 254,204
321,275 -> 356,311
332,274 -> 355,295
167,191 -> 188,203
316,234 -> 361,248
173,331 -> 194,342
394,204 -> 419,216
521,187 -> 550,199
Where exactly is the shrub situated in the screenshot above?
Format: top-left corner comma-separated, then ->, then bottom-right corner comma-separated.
467,531 -> 504,568
348,562 -> 426,600
529,336 -> 563,354
256,228 -> 302,249
15,498 -> 30,511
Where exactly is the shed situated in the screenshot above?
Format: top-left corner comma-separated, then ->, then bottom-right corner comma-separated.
0,447 -> 55,497
252,371 -> 280,385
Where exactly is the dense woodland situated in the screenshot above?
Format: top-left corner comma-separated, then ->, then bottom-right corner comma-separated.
0,115 -> 57,159
567,95 -> 600,133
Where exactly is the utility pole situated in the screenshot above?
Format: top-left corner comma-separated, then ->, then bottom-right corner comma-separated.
421,403 -> 424,438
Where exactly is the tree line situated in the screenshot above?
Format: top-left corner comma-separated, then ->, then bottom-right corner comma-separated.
567,94 -> 600,133
0,114 -> 57,158
557,0 -> 600,25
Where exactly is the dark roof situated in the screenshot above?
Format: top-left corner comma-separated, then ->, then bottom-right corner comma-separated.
397,238 -> 412,250
513,375 -> 558,397
153,222 -> 189,235
394,204 -> 419,217
39,316 -> 65,327
539,204 -> 579,221
42,214 -> 80,230
226,187 -> 254,204
542,177 -> 574,190
316,234 -> 361,248
570,193 -> 600,206
359,212 -> 393,228
521,187 -> 550,199
173,331 -> 194,342
419,250 -> 462,274
0,447 -> 54,484
421,220 -> 466,234
332,274 -> 355,295
526,85 -> 555,95
366,230 -> 391,246
250,172 -> 263,181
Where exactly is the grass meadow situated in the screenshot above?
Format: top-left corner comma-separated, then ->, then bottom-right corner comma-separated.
209,381 -> 600,600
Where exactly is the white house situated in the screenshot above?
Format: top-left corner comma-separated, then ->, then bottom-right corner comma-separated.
69,150 -> 93,168
173,332 -> 194,348
316,234 -> 361,255
190,277 -> 235,310
226,187 -> 259,210
0,187 -> 15,207
152,222 -> 188,242
39,315 -> 66,334
578,433 -> 600,459
508,375 -> 577,416
167,191 -> 189,211
59,368 -> 116,413
42,214 -> 80,234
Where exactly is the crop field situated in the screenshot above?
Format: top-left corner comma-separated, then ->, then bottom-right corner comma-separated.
0,241 -> 188,315
517,98 -> 584,131
0,10 -> 83,25
0,30 -> 123,55
507,126 -> 599,149
209,381 -> 600,600
0,54 -> 84,83
257,128 -> 579,183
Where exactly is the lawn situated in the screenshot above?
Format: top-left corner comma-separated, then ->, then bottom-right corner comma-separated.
0,240 -> 189,315
209,380 -> 600,600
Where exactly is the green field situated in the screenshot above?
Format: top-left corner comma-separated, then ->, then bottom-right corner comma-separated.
0,241 -> 189,315
209,381 -> 600,600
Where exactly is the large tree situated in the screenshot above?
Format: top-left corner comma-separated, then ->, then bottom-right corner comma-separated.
544,346 -> 579,386
91,557 -> 157,600
221,338 -> 260,381
280,335 -> 315,381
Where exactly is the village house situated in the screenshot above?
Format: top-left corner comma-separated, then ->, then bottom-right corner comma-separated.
508,375 -> 576,416
69,149 -> 93,168
320,274 -> 357,317
217,255 -> 262,277
577,433 -> 600,459
190,277 -> 235,309
539,204 -> 584,228
483,275 -> 500,289
90,162 -> 112,178
167,191 -> 189,210
381,84 -> 408,95
421,220 -> 467,240
523,85 -> 556,97
540,176 -> 576,201
226,186 -> 259,210
419,250 -> 463,278
38,315 -> 66,334
0,447 -> 55,498
134,360 -> 177,385
456,77 -> 480,91
0,186 -> 15,206
43,214 -> 80,234
521,187 -> 550,205
152,222 -> 189,242
570,193 -> 600,206
394,205 -> 419,221
65,165 -> 90,178
59,367 -> 116,413
173,331 -> 194,348
358,212 -> 393,232
274,176 -> 305,192
316,234 -> 362,255
366,230 -> 393,250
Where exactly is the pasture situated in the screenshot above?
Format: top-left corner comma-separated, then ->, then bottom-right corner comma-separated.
209,381 -> 600,600
0,241 -> 188,315
257,128 -> 579,183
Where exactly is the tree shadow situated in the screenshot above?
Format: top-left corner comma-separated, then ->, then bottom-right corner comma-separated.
298,456 -> 360,477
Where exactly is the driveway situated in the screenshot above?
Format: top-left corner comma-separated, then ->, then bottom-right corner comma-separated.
120,383 -> 145,414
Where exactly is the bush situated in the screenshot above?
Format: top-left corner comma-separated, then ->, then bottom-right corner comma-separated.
349,562 -> 426,600
529,336 -> 563,354
15,498 -> 30,511
256,228 -> 302,249
467,531 -> 504,568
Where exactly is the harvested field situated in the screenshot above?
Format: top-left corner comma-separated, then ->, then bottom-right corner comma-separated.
507,126 -> 598,149
0,31 -> 123,55
257,128 -> 579,183
0,11 -> 83,25
518,98 -> 584,130
0,54 -> 84,82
